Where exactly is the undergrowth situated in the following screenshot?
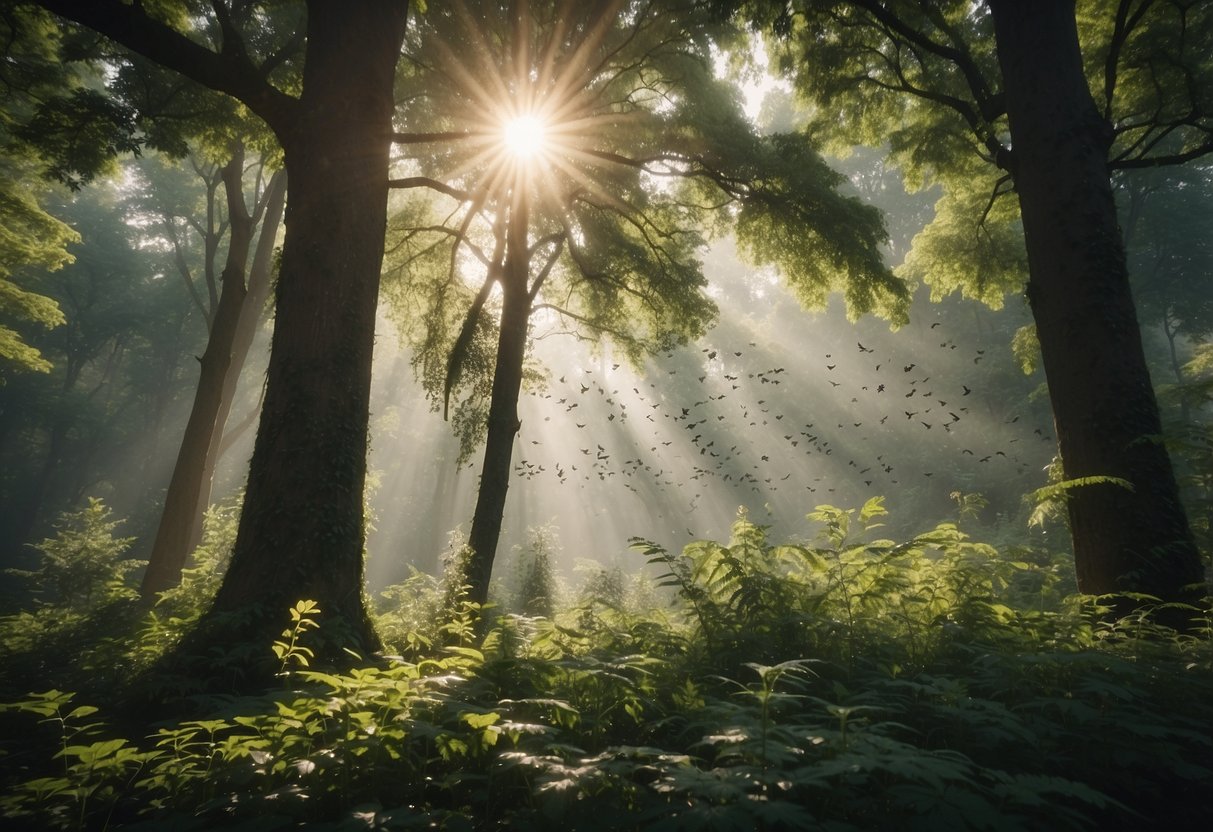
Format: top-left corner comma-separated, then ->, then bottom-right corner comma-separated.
0,499 -> 1210,830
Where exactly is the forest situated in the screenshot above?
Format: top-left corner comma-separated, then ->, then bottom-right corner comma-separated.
0,0 -> 1211,829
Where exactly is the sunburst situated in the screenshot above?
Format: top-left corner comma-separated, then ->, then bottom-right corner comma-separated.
404,0 -> 635,222
503,114 -> 548,159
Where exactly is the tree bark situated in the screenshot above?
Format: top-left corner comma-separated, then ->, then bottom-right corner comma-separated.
989,0 -> 1206,609
466,200 -> 531,607
142,149 -> 257,598
190,1 -> 408,667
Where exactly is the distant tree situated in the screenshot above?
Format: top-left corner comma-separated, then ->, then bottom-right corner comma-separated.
140,146 -> 286,598
512,524 -> 559,618
11,497 -> 139,611
1120,163 -> 1213,416
1,8 -> 289,596
387,0 -> 905,605
744,0 -> 1212,607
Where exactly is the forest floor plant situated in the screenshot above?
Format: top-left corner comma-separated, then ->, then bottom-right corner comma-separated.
0,499 -> 1209,830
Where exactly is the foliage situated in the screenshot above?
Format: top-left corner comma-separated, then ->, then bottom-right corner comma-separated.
1,501 -> 1210,830
5,497 -> 140,610
0,170 -> 73,376
759,0 -> 1213,310
150,496 -> 241,623
0,498 -> 144,699
125,495 -> 242,672
0,167 -> 207,559
505,523 -> 561,619
0,9 -> 82,379
374,530 -> 488,657
384,0 -> 907,461
1026,476 -> 1135,530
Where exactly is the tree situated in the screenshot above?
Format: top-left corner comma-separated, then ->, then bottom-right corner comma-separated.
140,146 -> 286,598
29,0 -> 411,674
751,0 -> 1211,607
386,0 -> 905,605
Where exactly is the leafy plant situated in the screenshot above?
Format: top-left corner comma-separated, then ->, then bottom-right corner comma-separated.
6,497 -> 140,611
1,502 -> 1209,831
272,599 -> 321,674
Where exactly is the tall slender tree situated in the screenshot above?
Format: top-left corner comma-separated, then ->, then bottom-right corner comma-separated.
387,0 -> 906,604
140,147 -> 286,598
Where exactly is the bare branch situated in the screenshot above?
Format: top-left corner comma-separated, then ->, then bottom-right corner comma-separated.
392,130 -> 479,144
444,276 -> 496,420
528,236 -> 566,301
532,302 -> 638,344
1104,0 -> 1156,119
976,173 -> 1013,231
387,176 -> 475,201
1111,136 -> 1213,169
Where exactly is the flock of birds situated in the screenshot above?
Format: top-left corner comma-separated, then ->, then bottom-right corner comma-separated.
507,317 -> 1058,528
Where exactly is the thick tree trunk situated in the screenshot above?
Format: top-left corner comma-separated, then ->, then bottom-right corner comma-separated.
989,0 -> 1205,608
466,205 -> 531,607
142,151 -> 256,598
178,3 -> 408,675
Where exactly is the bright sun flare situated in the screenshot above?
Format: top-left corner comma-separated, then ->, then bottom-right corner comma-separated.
503,115 -> 547,159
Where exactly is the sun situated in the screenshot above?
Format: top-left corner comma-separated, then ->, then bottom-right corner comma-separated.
503,114 -> 548,160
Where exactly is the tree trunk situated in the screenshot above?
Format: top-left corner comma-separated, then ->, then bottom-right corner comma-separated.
179,3 -> 409,674
142,150 -> 256,598
188,169 -> 287,556
989,0 -> 1205,609
466,202 -> 531,607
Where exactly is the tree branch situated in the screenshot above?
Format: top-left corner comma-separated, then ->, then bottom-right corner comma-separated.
444,275 -> 496,420
392,130 -> 478,144
260,28 -> 306,80
1104,0 -> 1156,120
528,236 -> 566,301
387,176 -> 475,201
852,0 -> 1001,118
1110,136 -> 1213,169
532,302 -> 638,344
33,0 -> 296,134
